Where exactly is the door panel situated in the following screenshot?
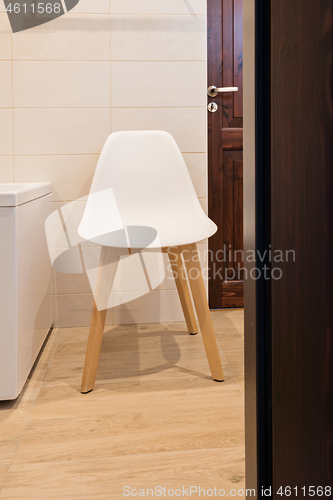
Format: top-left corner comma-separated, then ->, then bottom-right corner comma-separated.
208,0 -> 244,309
222,0 -> 243,129
270,0 -> 333,492
223,153 -> 244,279
233,0 -> 243,118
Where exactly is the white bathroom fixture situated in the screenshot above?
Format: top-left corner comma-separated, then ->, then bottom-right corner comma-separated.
0,183 -> 54,400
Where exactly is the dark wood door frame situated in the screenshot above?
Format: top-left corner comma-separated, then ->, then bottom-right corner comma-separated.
245,0 -> 333,497
244,0 -> 272,496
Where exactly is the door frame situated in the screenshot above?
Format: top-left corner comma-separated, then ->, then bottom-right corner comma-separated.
243,0 -> 272,495
206,0 -> 273,492
244,0 -> 333,495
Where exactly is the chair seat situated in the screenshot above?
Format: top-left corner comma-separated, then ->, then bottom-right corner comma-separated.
79,203 -> 217,249
144,210 -> 217,248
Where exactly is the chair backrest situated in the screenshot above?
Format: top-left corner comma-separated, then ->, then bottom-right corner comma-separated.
84,130 -> 203,228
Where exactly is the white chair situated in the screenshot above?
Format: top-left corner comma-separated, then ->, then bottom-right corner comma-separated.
79,130 -> 224,393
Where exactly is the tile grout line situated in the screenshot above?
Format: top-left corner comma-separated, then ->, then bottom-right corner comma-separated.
1,60 -> 206,62
9,106 -> 206,109
10,21 -> 14,182
6,11 -> 208,16
0,12 -> 206,17
109,0 -> 113,334
8,152 -> 206,157
66,13 -> 206,17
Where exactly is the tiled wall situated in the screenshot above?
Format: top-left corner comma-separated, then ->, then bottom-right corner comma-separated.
0,0 -> 208,327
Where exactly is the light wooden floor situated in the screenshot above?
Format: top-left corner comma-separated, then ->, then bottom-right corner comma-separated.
0,309 -> 244,500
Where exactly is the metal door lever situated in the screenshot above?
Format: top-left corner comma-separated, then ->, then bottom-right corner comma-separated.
207,86 -> 238,97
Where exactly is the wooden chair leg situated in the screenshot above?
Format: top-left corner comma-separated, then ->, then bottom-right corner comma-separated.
183,243 -> 224,382
167,247 -> 198,334
81,301 -> 107,394
81,246 -> 122,394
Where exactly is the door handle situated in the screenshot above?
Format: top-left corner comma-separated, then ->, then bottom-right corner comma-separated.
207,86 -> 238,97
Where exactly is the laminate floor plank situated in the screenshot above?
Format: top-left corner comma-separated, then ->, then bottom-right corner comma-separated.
0,447 -> 245,500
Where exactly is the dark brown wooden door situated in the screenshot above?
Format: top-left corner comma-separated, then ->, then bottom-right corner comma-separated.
208,0 -> 244,309
270,0 -> 333,493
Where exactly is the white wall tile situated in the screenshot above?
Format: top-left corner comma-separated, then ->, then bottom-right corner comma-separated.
0,14 -> 11,60
53,250 -> 210,327
13,61 -> 111,108
111,61 -> 206,108
0,109 -> 13,155
67,0 -> 109,14
111,14 -> 205,61
196,241 -> 209,279
159,242 -> 208,288
4,1 -> 208,328
199,197 -> 207,214
197,241 -> 209,294
54,272 -> 92,295
55,251 -> 171,304
113,253 -> 155,294
112,107 -> 206,153
153,253 -> 177,291
0,156 -> 13,181
14,155 -> 97,201
183,153 -> 206,198
0,61 -> 12,107
110,0 -> 206,15
113,289 -> 184,325
12,14 -> 110,61
55,293 -> 112,327
14,108 -> 110,155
